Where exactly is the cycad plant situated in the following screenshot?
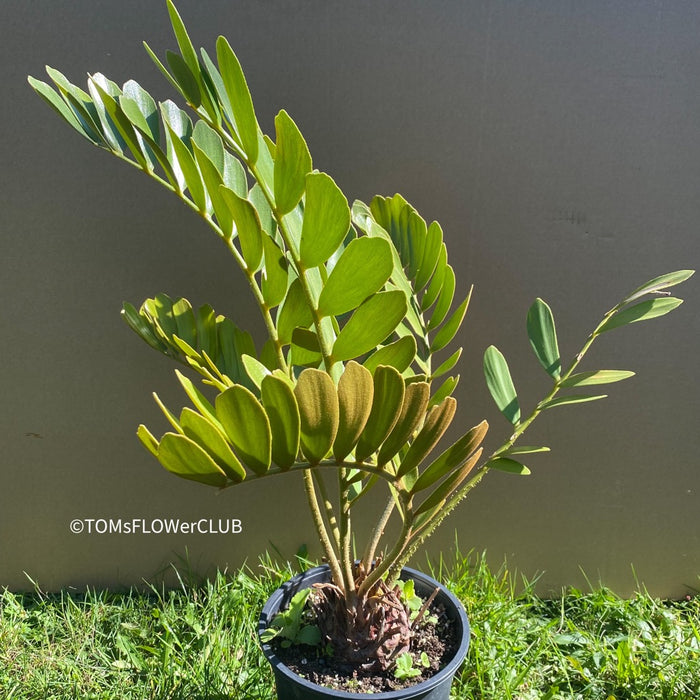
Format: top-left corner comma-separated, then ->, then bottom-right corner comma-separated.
29,0 -> 692,673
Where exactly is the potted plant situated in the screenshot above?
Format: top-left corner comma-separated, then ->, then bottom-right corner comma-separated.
29,2 -> 693,696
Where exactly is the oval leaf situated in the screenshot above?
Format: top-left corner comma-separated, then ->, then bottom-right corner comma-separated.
600,297 -> 683,333
483,345 -> 520,425
277,278 -> 313,345
261,236 -> 289,309
220,186 -> 263,270
333,361 -> 374,462
216,36 -> 259,163
621,270 -> 694,304
430,289 -> 471,353
363,335 -> 417,375
415,221 -> 443,292
559,370 -> 635,387
355,365 -> 406,461
487,457 -> 531,476
163,120 -> 206,209
157,433 -> 228,487
396,397 -> 457,479
332,291 -> 408,363
300,172 -> 351,269
175,369 -> 219,426
180,408 -> 245,482
215,385 -> 271,475
261,375 -> 300,469
527,298 -> 561,378
273,109 -> 312,215
432,347 -> 462,380
317,237 -> 392,317
294,369 -> 339,464
377,381 -> 430,467
137,424 -> 159,457
427,264 -> 455,330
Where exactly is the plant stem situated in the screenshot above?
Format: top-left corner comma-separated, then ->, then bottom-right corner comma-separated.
338,468 -> 355,592
312,471 -> 342,553
224,239 -> 288,373
303,470 -> 344,589
357,501 -> 413,598
361,496 -> 395,571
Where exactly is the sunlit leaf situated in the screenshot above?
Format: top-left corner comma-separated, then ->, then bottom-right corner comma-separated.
163,120 -> 206,209
294,369 -> 338,464
216,36 -> 259,163
377,382 -> 430,466
539,394 -> 607,410
261,374 -> 300,469
527,298 -> 561,378
166,50 -> 201,107
121,302 -> 167,353
505,445 -> 550,455
421,244 -> 447,311
172,298 -> 196,347
363,336 -> 417,374
137,424 -> 159,457
332,291 -> 407,362
428,374 -> 459,407
193,141 -> 232,232
277,278 -> 313,345
355,365 -> 405,461
241,354 -> 271,389
483,345 -> 520,425
157,432 -> 228,487
192,120 -> 225,173
430,289 -> 471,353
432,347 -> 462,379
28,76 -> 90,140
175,369 -> 219,426
122,80 -> 160,143
396,397 -> 457,479
415,221 -> 443,292
559,370 -> 635,387
317,237 -> 392,317
220,186 -> 263,270
215,385 -> 271,475
428,265 -> 455,330
333,361 -> 374,462
261,236 -> 288,308
487,457 -> 531,476
621,270 -> 694,304
299,172 -> 350,269
274,109 -> 311,215
180,407 -> 245,482
166,0 -> 199,76
599,298 -> 684,333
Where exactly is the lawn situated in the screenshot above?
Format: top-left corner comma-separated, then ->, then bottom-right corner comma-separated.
1,549 -> 698,699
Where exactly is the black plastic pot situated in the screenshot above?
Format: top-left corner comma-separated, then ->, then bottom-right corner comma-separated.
258,565 -> 470,700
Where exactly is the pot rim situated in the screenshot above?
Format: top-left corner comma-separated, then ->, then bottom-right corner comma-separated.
258,564 -> 470,699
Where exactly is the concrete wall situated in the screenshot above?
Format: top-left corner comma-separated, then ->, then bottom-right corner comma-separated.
3,0 -> 698,596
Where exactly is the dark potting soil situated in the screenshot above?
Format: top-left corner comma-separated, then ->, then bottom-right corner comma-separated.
271,597 -> 459,694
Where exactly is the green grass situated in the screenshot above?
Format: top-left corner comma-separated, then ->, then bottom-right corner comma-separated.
1,550 -> 698,699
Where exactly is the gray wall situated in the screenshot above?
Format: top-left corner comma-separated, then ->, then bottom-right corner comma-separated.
3,0 -> 698,596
